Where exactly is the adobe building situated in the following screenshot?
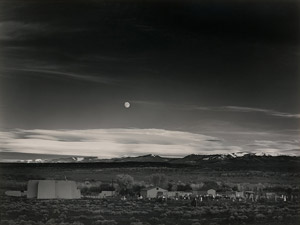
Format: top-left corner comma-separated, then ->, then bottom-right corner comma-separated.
235,191 -> 245,198
98,191 -> 116,199
140,187 -> 168,199
5,190 -> 27,197
27,180 -> 81,199
207,189 -> 216,197
27,180 -> 39,198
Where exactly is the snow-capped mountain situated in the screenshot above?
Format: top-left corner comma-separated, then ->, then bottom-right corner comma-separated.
18,159 -> 46,163
15,153 -> 299,165
12,153 -> 300,172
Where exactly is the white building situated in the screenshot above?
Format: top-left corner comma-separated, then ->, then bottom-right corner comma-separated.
98,191 -> 115,198
235,191 -> 245,198
140,187 -> 168,199
27,180 -> 39,198
27,180 -> 81,199
207,189 -> 216,197
5,190 -> 27,197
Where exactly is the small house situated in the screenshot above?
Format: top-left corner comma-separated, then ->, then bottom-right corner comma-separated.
220,191 -> 236,199
245,191 -> 255,200
266,192 -> 276,200
207,189 -> 216,197
99,191 -> 116,199
235,191 -> 245,198
5,190 -> 27,197
140,187 -> 168,199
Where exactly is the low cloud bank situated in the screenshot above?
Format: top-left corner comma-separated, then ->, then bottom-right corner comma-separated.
0,128 -> 299,160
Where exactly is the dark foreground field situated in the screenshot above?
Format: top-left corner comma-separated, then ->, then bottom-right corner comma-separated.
0,163 -> 300,225
1,196 -> 300,225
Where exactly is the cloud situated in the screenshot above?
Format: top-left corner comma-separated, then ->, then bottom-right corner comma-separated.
132,101 -> 300,118
244,140 -> 300,156
0,128 -> 244,159
0,21 -> 47,41
250,140 -> 299,149
3,68 -> 121,85
1,128 -> 298,160
130,100 -> 201,111
0,21 -> 90,42
222,106 -> 300,118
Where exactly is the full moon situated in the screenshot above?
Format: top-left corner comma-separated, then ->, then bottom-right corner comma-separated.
124,102 -> 130,108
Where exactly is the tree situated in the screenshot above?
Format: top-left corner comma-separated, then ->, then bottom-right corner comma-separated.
177,184 -> 192,191
232,186 -> 238,191
100,183 -> 115,191
116,174 -> 134,195
149,173 -> 168,188
190,183 -> 204,191
132,184 -> 145,196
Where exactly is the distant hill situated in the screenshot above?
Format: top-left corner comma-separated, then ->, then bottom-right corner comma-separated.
173,153 -> 300,171
110,154 -> 171,163
12,153 -> 300,172
18,156 -> 99,163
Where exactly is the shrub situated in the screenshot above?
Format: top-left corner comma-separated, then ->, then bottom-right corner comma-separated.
1,220 -> 11,225
95,220 -> 117,225
74,222 -> 85,225
130,223 -> 151,225
59,213 -> 67,220
45,219 -> 56,225
183,213 -> 192,219
255,213 -> 266,220
93,215 -> 105,220
238,215 -> 248,221
150,217 -> 159,223
130,217 -> 140,222
53,209 -> 60,214
229,216 -> 235,221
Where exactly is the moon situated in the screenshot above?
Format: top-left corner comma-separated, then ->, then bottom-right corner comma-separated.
124,102 -> 130,108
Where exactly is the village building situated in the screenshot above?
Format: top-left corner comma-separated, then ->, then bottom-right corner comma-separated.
245,191 -> 255,201
99,191 -> 116,198
84,191 -> 115,199
168,191 -> 192,199
5,190 -> 27,197
220,191 -> 236,199
27,180 -> 81,199
27,180 -> 39,198
140,187 -> 168,199
266,192 -> 276,200
235,191 -> 245,198
207,189 -> 216,197
84,181 -> 92,188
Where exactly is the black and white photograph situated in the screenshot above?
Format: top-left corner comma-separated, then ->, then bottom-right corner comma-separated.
0,0 -> 299,224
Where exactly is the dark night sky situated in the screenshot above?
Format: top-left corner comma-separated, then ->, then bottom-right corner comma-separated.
0,0 -> 299,160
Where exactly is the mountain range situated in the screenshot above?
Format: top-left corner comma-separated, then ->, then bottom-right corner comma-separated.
11,153 -> 300,172
16,152 -> 299,163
